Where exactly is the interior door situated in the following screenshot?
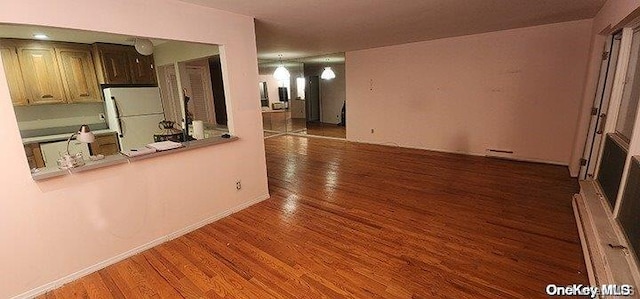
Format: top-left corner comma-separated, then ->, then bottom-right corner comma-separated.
185,65 -> 216,124
580,32 -> 622,179
306,76 -> 320,122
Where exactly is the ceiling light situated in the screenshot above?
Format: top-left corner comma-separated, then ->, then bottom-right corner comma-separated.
321,67 -> 336,80
134,38 -> 154,56
273,55 -> 290,81
33,34 -> 49,39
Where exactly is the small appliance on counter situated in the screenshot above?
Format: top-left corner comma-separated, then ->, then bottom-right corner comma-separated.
154,120 -> 184,142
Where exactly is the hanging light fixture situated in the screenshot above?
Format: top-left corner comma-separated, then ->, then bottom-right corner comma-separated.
321,57 -> 336,80
134,38 -> 154,56
273,54 -> 290,81
321,67 -> 336,80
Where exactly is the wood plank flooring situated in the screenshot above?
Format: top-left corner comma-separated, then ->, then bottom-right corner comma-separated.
302,122 -> 346,139
39,135 -> 587,298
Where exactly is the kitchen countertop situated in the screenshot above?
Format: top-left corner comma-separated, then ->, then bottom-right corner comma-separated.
22,129 -> 117,144
31,135 -> 239,181
261,109 -> 289,113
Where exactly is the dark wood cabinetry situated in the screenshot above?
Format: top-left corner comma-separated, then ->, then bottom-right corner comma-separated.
92,43 -> 156,85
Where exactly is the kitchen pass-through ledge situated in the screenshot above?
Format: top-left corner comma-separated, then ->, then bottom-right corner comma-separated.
31,136 -> 239,181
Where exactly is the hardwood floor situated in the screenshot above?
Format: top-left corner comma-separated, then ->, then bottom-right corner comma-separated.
302,122 -> 346,139
40,135 -> 587,298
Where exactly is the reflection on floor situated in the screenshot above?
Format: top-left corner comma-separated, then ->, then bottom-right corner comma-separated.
263,131 -> 282,138
290,118 -> 306,133
301,122 -> 346,139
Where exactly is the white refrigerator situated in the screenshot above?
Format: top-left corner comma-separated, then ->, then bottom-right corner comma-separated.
103,87 -> 166,151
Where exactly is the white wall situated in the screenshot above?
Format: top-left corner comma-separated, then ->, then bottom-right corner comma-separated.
153,41 -> 220,67
305,63 -> 346,124
346,19 -> 593,165
0,0 -> 267,298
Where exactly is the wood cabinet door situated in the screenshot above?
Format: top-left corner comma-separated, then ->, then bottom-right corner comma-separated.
95,44 -> 132,84
24,143 -> 45,169
130,53 -> 157,85
0,43 -> 28,106
56,46 -> 101,103
17,45 -> 66,104
89,133 -> 120,156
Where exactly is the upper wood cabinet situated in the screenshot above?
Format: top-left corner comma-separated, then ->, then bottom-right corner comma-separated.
17,43 -> 66,105
130,53 -> 157,85
93,43 -> 157,85
0,41 -> 28,106
92,43 -> 132,84
55,45 -> 101,103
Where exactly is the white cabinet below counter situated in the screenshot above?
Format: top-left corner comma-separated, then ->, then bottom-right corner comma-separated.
39,140 -> 90,168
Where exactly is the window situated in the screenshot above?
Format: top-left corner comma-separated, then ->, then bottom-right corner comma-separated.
616,29 -> 640,142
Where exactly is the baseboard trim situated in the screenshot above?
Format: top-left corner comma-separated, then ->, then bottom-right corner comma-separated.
11,193 -> 270,299
285,132 -> 347,141
346,139 -> 568,167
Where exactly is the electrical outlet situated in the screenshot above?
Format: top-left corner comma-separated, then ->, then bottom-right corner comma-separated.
236,180 -> 242,190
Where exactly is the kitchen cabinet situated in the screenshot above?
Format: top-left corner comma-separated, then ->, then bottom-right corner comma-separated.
130,53 -> 157,84
92,43 -> 132,84
17,43 -> 66,105
89,133 -> 120,156
55,45 -> 101,103
0,41 -> 28,106
2,39 -> 102,106
92,43 -> 156,85
24,143 -> 45,169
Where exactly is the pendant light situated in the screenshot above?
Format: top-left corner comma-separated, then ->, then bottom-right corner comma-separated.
273,54 -> 290,81
321,58 -> 336,80
321,67 -> 336,80
134,38 -> 154,56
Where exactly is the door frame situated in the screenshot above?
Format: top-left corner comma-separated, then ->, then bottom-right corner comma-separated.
580,32 -> 622,179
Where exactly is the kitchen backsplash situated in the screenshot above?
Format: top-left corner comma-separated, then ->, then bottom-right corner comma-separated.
14,102 -> 108,137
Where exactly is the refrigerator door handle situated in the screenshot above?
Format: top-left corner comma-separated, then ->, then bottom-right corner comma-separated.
112,97 -> 124,138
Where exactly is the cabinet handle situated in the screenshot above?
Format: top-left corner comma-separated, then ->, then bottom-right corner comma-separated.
42,94 -> 53,99
79,93 -> 90,97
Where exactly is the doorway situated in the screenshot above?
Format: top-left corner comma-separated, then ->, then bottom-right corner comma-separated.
306,76 -> 320,122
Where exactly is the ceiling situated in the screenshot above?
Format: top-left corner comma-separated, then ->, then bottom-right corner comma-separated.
0,24 -> 168,46
179,0 -> 605,61
258,52 -> 345,69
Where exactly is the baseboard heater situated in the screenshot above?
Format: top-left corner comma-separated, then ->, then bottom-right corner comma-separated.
485,148 -> 514,159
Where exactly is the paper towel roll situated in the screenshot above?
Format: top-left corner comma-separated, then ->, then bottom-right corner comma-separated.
193,120 -> 205,139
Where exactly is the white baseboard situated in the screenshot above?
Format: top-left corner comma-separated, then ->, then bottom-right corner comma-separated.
11,193 -> 270,299
346,139 -> 568,167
